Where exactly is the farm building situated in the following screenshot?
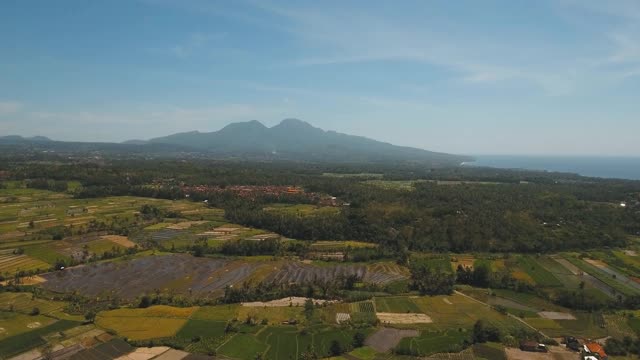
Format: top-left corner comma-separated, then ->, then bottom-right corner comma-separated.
584,342 -> 608,359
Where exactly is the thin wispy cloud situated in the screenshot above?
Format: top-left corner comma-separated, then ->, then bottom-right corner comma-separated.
0,101 -> 23,115
1,0 -> 639,155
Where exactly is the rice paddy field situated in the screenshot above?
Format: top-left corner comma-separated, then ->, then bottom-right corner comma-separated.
262,203 -> 341,216
96,306 -> 197,340
0,184 -> 227,278
5,186 -> 640,359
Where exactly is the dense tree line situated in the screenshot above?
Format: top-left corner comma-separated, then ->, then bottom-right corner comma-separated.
5,158 -> 640,253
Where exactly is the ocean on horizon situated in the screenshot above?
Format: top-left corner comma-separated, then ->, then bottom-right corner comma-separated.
464,155 -> 640,180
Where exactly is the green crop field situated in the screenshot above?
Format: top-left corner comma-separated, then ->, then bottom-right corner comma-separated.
85,238 -> 125,255
218,333 -> 269,359
263,203 -> 340,216
237,305 -> 304,324
348,346 -> 377,360
0,311 -> 57,340
0,292 -> 66,315
0,319 -> 80,358
411,293 -> 530,334
254,325 -> 369,360
177,319 -> 227,339
516,256 -> 563,287
374,296 -> 421,313
0,253 -> 49,274
22,243 -> 71,264
191,305 -> 240,321
395,330 -> 469,356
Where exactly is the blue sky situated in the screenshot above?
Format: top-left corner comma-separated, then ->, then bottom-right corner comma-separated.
0,0 -> 639,155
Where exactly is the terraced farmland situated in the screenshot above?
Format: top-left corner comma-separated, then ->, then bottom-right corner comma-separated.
264,262 -> 407,285
0,250 -> 50,274
40,254 -> 258,299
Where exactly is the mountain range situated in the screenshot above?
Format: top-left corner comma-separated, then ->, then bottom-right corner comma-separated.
1,119 -> 470,165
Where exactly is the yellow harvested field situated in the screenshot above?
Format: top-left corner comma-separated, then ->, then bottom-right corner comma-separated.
165,221 -> 208,230
96,316 -> 187,340
492,259 -> 506,271
99,305 -> 198,318
584,258 -> 607,268
512,271 -> 535,284
0,275 -> 46,286
96,303 -> 195,340
376,312 -> 432,324
101,235 -> 136,248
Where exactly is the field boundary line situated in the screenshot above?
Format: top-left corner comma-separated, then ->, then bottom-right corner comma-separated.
453,290 -> 549,339
215,332 -> 238,351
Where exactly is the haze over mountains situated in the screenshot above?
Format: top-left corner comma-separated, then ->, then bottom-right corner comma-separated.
1,119 -> 470,165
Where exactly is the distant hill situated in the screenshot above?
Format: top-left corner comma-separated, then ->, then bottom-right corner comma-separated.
147,119 -> 471,165
0,135 -> 52,143
0,120 -> 471,165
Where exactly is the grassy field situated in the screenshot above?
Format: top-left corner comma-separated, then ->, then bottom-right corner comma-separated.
374,296 -> 421,313
0,311 -> 57,340
177,319 -> 226,339
322,173 -> 384,178
0,319 -> 80,358
255,325 -> 370,360
191,305 -> 240,321
0,189 -> 225,280
218,333 -> 269,359
263,203 -> 340,216
310,241 -> 377,251
237,305 -> 304,324
363,180 -> 427,191
395,330 -> 469,356
85,239 -> 126,255
22,243 -> 71,264
411,293 -> 530,334
0,252 -> 50,274
0,292 -> 66,315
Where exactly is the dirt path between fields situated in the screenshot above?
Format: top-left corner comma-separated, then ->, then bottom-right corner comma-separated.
454,290 -> 550,339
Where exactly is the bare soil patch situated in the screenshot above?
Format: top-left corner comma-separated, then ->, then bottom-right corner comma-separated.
624,250 -> 638,256
101,235 -> 136,248
377,312 -> 433,324
1,275 -> 46,286
584,259 -> 607,268
365,328 -> 419,353
538,311 -> 576,320
154,349 -> 191,360
242,297 -> 336,307
115,346 -> 171,360
166,221 -> 208,230
505,346 -> 575,360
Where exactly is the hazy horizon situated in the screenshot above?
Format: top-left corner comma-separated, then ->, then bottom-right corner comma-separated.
1,0 -> 639,156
